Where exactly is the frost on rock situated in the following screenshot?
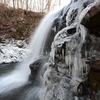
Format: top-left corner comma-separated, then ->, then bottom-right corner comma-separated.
40,0 -> 100,100
0,39 -> 30,64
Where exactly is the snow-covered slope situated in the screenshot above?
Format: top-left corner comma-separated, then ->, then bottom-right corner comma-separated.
0,39 -> 30,64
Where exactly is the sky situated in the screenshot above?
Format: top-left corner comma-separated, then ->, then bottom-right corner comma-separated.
61,0 -> 71,7
49,0 -> 71,12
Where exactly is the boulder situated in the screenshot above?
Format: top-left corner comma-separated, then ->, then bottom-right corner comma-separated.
29,56 -> 49,80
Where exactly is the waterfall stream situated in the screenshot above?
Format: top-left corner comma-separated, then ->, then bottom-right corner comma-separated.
0,4 -> 67,97
0,0 -> 100,100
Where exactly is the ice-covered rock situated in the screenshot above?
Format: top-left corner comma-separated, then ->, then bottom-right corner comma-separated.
40,0 -> 100,100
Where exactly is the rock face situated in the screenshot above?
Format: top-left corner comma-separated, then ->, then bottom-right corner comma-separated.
88,68 -> 100,91
39,0 -> 100,100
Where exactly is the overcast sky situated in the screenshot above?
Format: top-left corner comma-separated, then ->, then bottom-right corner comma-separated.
61,0 -> 71,7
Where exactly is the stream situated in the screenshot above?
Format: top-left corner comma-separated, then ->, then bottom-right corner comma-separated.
0,63 -> 40,100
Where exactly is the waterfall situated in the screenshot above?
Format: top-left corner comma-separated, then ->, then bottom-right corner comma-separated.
0,0 -> 100,99
0,9 -> 64,93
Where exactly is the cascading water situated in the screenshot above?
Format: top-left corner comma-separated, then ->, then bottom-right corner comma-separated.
0,0 -> 100,100
0,9 -> 63,94
0,3 -> 73,98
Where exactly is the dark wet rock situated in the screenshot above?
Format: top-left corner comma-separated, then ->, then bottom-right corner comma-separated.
85,34 -> 100,70
29,57 -> 45,79
80,5 -> 100,37
81,6 -> 100,27
88,68 -> 100,91
60,14 -> 67,29
68,9 -> 78,26
67,27 -> 76,35
82,33 -> 100,92
43,17 -> 62,54
29,56 -> 50,80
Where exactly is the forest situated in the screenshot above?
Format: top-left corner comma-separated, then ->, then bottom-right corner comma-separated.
0,0 -> 63,12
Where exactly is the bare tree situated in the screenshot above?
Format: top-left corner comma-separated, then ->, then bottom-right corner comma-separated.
0,0 -> 3,3
12,0 -> 15,8
28,0 -> 32,11
17,0 -> 19,8
46,0 -> 52,12
59,0 -> 61,6
0,0 -> 65,12
20,0 -> 24,9
26,0 -> 28,11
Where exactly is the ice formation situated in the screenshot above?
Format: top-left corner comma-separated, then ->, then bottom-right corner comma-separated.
40,0 -> 100,100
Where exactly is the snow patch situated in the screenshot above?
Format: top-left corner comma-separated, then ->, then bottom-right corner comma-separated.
0,39 -> 31,64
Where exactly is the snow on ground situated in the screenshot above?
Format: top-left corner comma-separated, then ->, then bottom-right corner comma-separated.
0,39 -> 31,64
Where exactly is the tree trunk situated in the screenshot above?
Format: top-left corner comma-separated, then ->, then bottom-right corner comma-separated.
12,0 -> 15,9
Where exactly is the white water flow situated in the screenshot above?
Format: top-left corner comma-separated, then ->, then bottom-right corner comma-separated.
0,11 -> 60,93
